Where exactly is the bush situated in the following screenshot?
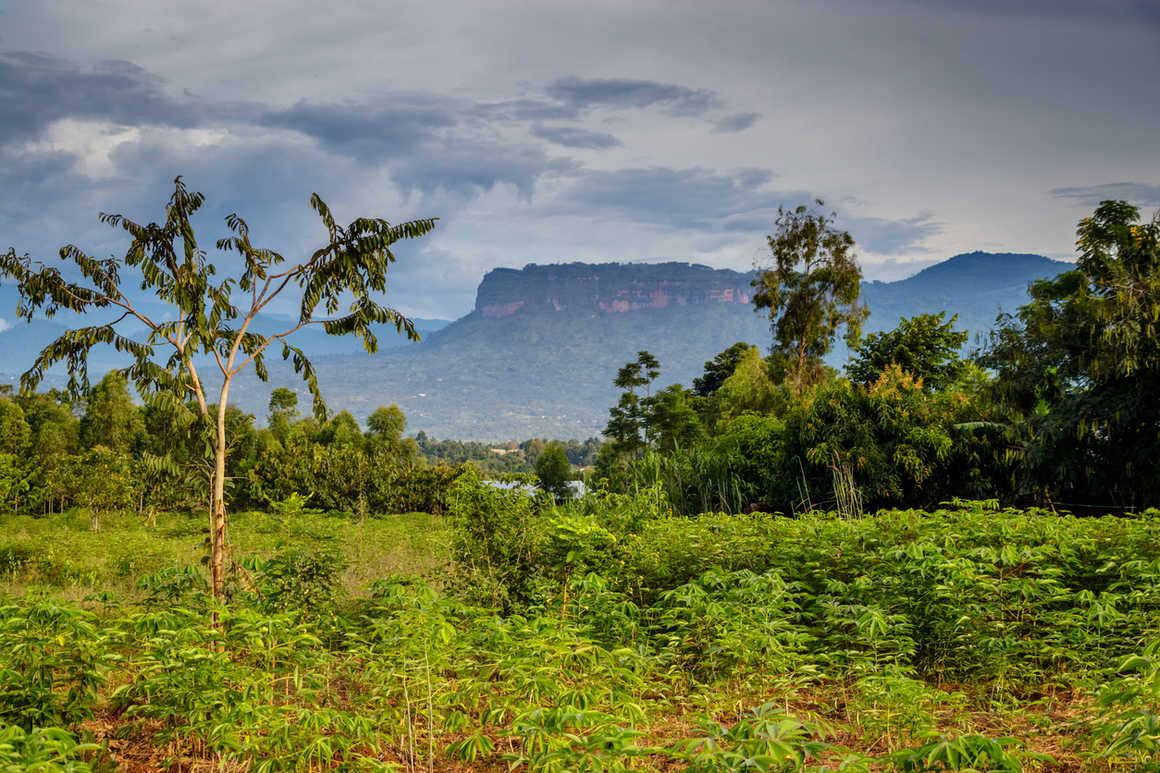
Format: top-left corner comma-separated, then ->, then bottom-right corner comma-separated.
446,467 -> 548,608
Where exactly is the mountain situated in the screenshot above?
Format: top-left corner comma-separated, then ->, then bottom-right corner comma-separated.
224,253 -> 1067,439
2,253 -> 1071,438
859,252 -> 1071,346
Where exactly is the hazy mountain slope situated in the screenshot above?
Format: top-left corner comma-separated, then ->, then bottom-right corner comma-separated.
3,253 -> 1072,438
227,253 -> 1071,439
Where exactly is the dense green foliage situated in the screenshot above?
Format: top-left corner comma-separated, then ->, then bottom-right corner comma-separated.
847,312 -> 968,391
982,201 -> 1160,509
592,201 -> 1159,516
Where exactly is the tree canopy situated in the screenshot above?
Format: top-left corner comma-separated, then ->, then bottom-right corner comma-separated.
982,200 -> 1160,507
847,312 -> 968,391
752,201 -> 868,393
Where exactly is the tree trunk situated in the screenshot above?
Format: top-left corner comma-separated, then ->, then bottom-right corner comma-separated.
210,379 -> 231,609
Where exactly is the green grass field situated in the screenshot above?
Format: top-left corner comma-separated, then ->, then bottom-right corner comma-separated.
0,509 -> 449,602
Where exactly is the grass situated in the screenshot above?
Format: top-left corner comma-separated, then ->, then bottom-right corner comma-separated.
0,508 -> 450,600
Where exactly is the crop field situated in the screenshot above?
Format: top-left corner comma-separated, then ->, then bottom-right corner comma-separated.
1,484 -> 1159,771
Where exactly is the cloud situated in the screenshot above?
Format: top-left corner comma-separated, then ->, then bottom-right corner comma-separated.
0,51 -> 204,145
390,142 -> 572,197
861,257 -> 941,282
472,99 -> 578,122
546,77 -> 723,116
548,166 -> 787,230
1049,182 -> 1160,207
530,125 -> 622,149
258,95 -> 459,160
546,166 -> 941,257
711,112 -> 761,133
845,212 -> 944,254
0,318 -> 9,333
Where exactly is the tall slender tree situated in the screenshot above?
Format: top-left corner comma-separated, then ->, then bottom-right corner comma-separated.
752,200 -> 868,394
1,177 -> 436,604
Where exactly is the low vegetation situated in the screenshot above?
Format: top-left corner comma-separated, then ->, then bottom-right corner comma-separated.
1,488 -> 1158,771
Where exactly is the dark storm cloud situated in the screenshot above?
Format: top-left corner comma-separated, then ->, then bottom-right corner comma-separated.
711,112 -> 761,133
259,96 -> 459,160
0,51 -> 203,143
1050,182 -> 1160,208
530,125 -> 622,149
546,77 -> 722,116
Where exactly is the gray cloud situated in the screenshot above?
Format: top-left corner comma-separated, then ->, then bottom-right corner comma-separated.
893,0 -> 1159,22
0,51 -> 203,144
531,125 -> 621,149
546,77 -> 722,116
259,95 -> 458,160
550,166 -> 786,230
472,98 -> 578,122
1050,182 -> 1160,207
845,212 -> 944,255
548,166 -> 940,254
391,143 -> 572,197
711,112 -> 761,133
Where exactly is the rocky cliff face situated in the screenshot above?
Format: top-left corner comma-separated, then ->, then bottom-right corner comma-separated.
475,262 -> 757,318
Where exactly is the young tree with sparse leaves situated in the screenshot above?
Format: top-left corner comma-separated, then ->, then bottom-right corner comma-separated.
0,177 -> 435,604
752,200 -> 868,394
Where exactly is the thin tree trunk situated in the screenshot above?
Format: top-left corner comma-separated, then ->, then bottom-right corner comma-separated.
210,378 -> 231,611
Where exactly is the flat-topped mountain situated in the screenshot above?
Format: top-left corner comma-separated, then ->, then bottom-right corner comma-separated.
475,262 -> 754,318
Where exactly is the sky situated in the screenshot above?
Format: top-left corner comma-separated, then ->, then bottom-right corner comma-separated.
1,0 -> 1158,319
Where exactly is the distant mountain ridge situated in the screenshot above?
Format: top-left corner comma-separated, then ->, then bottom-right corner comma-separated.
276,252 -> 1070,439
2,253 -> 1072,438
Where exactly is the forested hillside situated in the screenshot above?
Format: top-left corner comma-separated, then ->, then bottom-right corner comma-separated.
242,253 -> 1068,439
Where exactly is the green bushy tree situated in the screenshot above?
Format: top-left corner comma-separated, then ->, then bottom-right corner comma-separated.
982,200 -> 1160,507
848,312 -> 968,391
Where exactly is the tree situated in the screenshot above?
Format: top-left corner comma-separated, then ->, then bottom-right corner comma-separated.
0,399 -> 31,455
692,342 -> 751,397
1,177 -> 436,603
534,441 -> 573,502
847,312 -> 968,391
67,445 -> 134,532
643,384 -> 705,452
603,350 -> 661,458
714,345 -> 784,421
982,200 -> 1160,508
267,387 -> 299,445
752,201 -> 868,394
80,371 -> 145,453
